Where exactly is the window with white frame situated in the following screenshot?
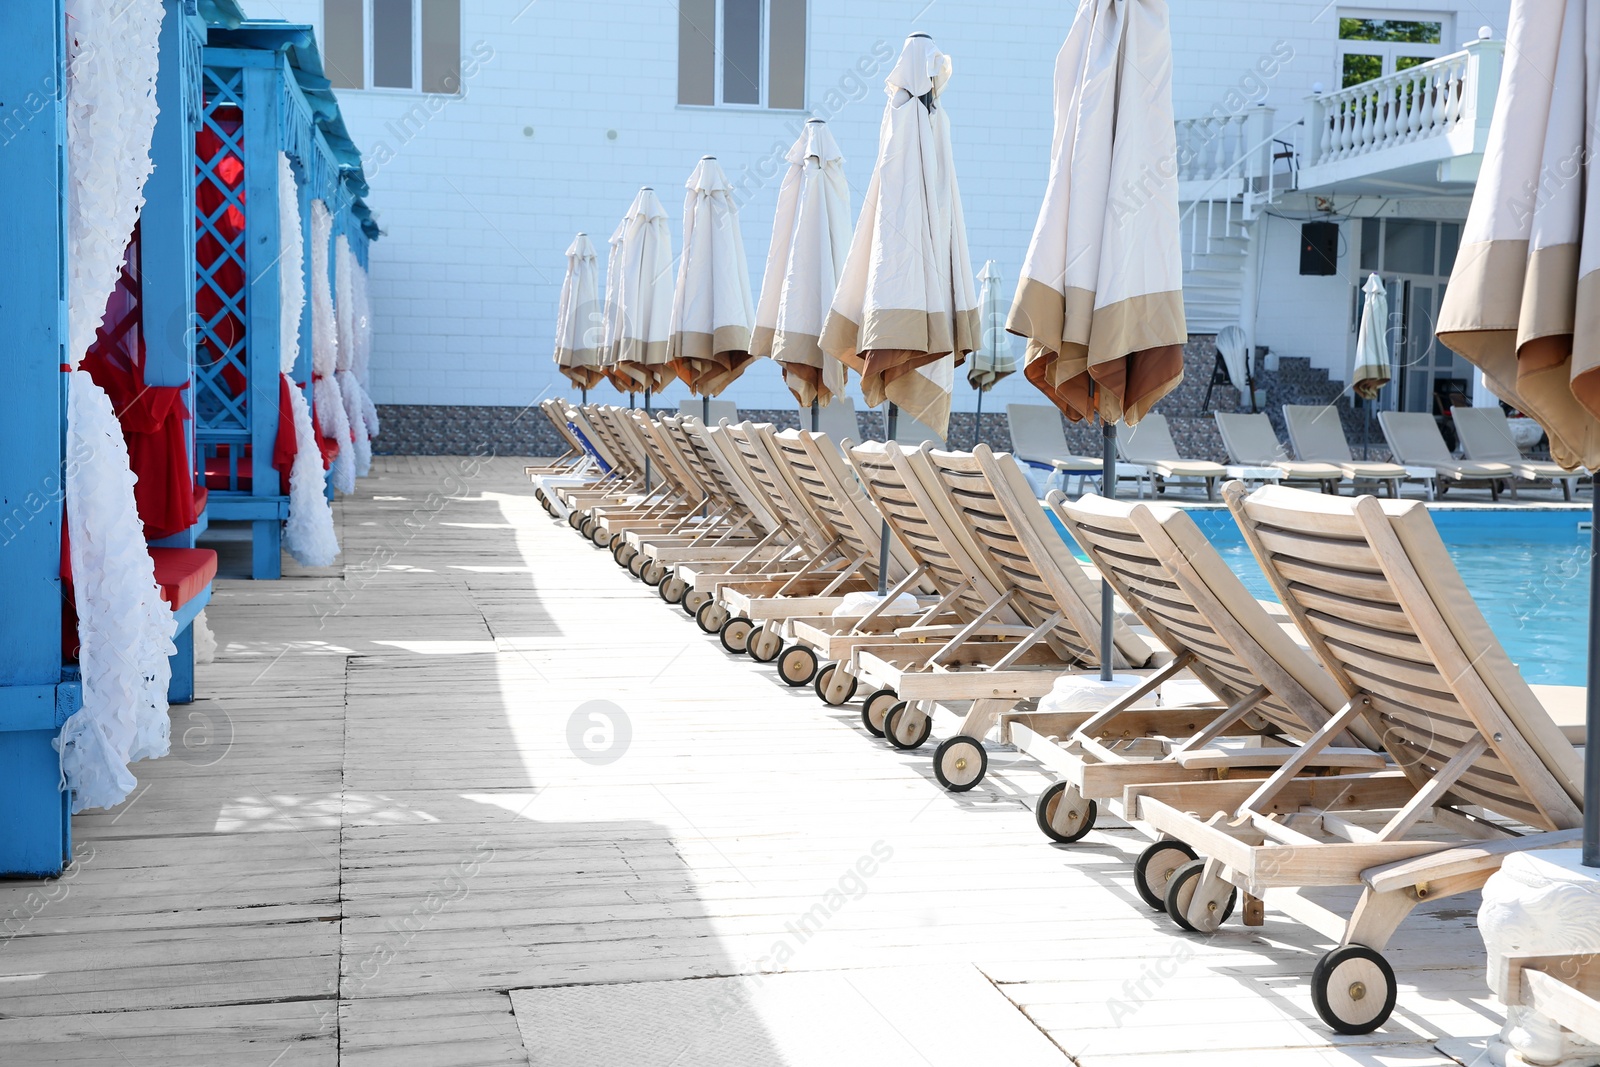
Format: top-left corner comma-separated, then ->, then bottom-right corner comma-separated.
324,0 -> 462,95
1337,10 -> 1454,88
679,0 -> 807,109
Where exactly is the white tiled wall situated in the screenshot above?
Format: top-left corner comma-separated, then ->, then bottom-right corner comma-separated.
253,0 -> 1507,412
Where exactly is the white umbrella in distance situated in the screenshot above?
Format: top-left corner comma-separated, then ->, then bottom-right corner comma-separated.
554,232 -> 603,399
968,259 -> 1018,447
667,156 -> 758,410
613,187 -> 675,399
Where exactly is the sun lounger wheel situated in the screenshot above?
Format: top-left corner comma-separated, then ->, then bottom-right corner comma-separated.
884,702 -> 932,751
933,736 -> 987,792
659,575 -> 687,603
814,664 -> 858,706
682,590 -> 711,617
778,646 -> 817,687
1034,781 -> 1097,844
568,510 -> 585,530
1131,839 -> 1197,910
719,616 -> 754,655
747,625 -> 783,663
641,561 -> 667,587
696,600 -> 730,634
861,688 -> 898,737
589,523 -> 610,547
1163,859 -> 1236,933
1310,944 -> 1397,1035
628,553 -> 649,579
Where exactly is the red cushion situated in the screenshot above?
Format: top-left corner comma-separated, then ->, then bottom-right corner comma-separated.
203,456 -> 254,492
149,547 -> 218,610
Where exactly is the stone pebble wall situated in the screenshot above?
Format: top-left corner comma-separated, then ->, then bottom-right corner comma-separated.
373,335 -> 1370,462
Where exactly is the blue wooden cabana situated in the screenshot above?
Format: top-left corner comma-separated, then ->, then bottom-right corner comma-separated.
194,19 -> 377,578
0,1 -> 372,876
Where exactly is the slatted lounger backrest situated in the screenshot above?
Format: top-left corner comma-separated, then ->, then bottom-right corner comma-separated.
846,442 -> 1017,623
1228,483 -> 1583,830
1053,493 -> 1369,746
922,446 -> 1148,671
722,423 -> 834,557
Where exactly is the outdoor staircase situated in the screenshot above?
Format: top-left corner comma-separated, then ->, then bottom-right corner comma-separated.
1180,199 -> 1254,336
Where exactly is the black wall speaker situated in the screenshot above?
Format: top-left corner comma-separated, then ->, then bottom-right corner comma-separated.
1300,222 -> 1339,276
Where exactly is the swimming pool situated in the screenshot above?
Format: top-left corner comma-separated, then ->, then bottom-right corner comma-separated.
1051,506 -> 1592,686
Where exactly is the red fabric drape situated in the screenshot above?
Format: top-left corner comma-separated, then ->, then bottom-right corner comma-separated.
80,220 -> 201,541
273,374 -> 298,494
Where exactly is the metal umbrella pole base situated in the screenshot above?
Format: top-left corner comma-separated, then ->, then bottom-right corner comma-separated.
877,402 -> 900,597
1101,419 -> 1116,682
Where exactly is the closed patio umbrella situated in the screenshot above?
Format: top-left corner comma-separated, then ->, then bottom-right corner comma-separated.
554,232 -> 603,399
667,157 -> 758,411
821,33 -> 979,443
1352,272 -> 1391,458
598,216 -> 633,400
1352,274 -> 1391,401
1434,0 -> 1600,863
968,260 -> 1018,447
753,119 -> 852,427
1008,0 -> 1186,678
612,187 -> 675,399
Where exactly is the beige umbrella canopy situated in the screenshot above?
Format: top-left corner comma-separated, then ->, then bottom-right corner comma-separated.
1436,0 -> 1600,470
1352,273 -> 1390,401
554,232 -> 603,392
969,260 -> 1018,390
820,33 -> 979,440
1008,0 -> 1186,425
612,187 -> 675,396
598,216 -> 631,394
754,119 -> 852,409
667,157 -> 758,398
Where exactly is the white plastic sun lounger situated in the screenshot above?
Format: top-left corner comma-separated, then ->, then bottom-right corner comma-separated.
1282,404 -> 1412,498
1452,407 -> 1579,501
1379,410 -> 1515,500
1006,403 -> 1143,496
1119,413 -> 1226,500
1214,412 -> 1344,493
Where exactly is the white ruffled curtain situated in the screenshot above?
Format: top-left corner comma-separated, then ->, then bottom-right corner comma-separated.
335,236 -> 373,476
310,201 -> 355,494
351,252 -> 380,437
59,0 -> 174,813
279,157 -> 340,566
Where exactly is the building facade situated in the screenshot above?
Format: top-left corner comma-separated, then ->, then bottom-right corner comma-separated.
258,0 -> 1510,444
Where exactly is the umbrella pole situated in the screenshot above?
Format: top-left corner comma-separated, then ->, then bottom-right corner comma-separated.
702,394 -> 710,425
810,399 -> 819,433
1587,488 -> 1600,866
973,389 -> 984,451
643,391 -> 652,491
1363,398 -> 1371,461
1101,419 -> 1116,683
877,402 -> 900,597
581,386 -> 587,405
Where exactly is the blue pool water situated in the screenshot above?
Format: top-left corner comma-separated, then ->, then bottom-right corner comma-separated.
1051,507 -> 1591,686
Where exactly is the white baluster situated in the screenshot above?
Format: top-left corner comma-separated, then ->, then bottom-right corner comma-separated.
1419,71 -> 1437,135
1406,76 -> 1424,140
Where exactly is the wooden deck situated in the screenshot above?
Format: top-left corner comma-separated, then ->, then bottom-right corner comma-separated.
0,457 -> 1507,1064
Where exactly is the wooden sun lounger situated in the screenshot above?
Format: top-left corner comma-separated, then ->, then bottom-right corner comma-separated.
842,443 -> 1164,791
1119,413 -> 1226,500
687,426 -> 936,667
785,439 -> 1045,723
1214,411 -> 1344,493
1282,404 -> 1411,498
1453,407 -> 1579,501
1379,410 -> 1516,499
1123,482 -> 1583,1035
1010,490 -> 1386,878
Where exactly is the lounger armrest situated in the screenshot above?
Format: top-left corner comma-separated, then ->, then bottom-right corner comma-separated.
1362,828 -> 1582,895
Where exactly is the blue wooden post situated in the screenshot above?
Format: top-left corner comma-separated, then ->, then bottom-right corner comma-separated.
147,3 -> 209,703
0,0 -> 81,877
243,59 -> 285,579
